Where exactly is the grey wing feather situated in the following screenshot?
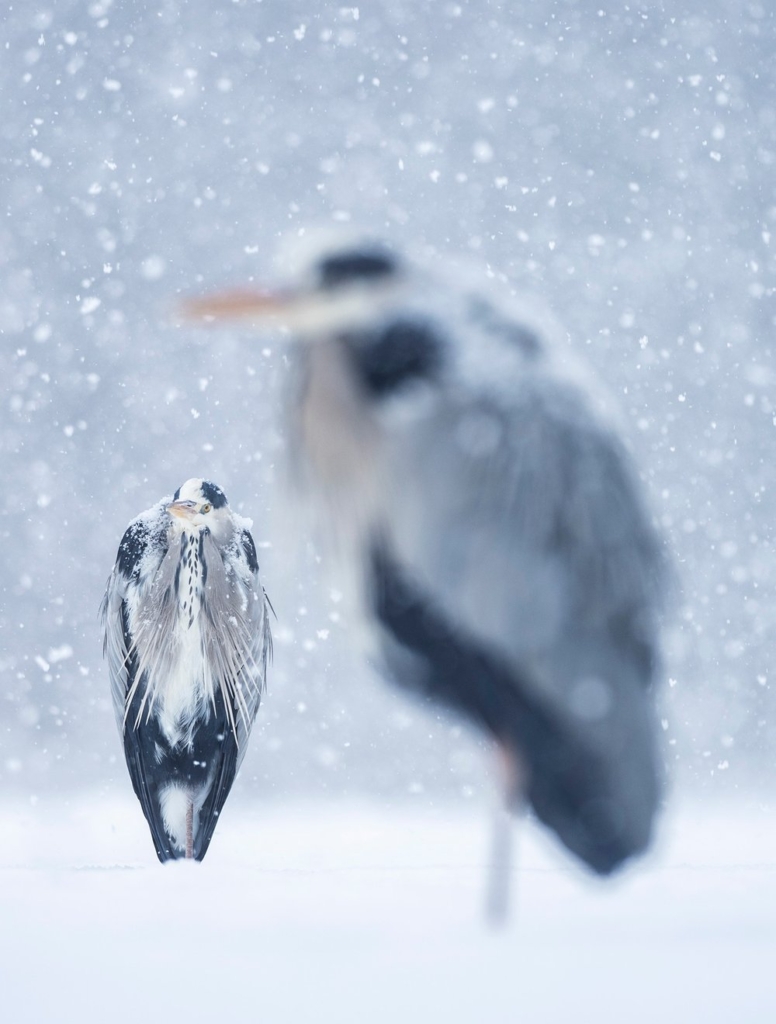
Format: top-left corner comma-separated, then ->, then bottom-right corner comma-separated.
101,568 -> 132,732
100,510 -> 169,731
199,530 -> 271,760
190,529 -> 270,857
388,374 -> 665,697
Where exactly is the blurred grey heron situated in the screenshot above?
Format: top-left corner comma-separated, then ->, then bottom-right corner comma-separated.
102,478 -> 272,862
184,238 -> 666,897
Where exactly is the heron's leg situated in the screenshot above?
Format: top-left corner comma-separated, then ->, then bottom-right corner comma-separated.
485,744 -> 526,927
185,799 -> 194,860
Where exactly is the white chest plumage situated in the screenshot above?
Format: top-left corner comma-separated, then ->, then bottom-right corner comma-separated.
157,528 -> 211,747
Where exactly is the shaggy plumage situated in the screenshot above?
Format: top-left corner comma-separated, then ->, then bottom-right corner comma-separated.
102,478 -> 272,861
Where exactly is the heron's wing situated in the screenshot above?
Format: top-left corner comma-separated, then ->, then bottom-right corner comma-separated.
101,508 -> 183,861
100,507 -> 171,733
100,573 -> 131,732
386,374 -> 665,699
377,371 -> 666,869
193,528 -> 271,852
200,528 -> 270,748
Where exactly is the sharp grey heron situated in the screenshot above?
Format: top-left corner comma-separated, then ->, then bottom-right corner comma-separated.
101,478 -> 272,862
183,239 -> 666,880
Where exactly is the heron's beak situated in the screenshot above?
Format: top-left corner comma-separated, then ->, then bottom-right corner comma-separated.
167,499 -> 198,520
180,288 -> 296,324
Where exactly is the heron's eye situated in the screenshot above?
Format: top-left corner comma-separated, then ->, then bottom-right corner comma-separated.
202,503 -> 212,514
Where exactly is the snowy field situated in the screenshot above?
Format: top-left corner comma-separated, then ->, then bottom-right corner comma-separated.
1,796 -> 774,1024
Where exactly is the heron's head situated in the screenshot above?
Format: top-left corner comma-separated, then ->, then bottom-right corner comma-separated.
167,478 -> 232,537
183,238 -> 408,338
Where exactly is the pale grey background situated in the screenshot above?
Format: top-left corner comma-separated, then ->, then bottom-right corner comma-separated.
1,0 -> 773,804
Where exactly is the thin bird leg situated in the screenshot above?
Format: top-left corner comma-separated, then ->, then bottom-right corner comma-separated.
485,744 -> 526,927
185,799 -> 194,860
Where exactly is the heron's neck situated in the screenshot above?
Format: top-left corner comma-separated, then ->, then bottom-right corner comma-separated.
299,340 -> 382,494
175,529 -> 207,629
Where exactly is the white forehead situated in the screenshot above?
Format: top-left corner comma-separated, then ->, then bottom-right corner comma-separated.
176,478 -> 205,501
275,226 -> 366,276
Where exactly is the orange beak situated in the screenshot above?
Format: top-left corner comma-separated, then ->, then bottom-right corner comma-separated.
167,499 -> 198,520
180,287 -> 292,324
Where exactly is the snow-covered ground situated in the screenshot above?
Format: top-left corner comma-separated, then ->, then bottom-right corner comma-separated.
1,796 -> 774,1024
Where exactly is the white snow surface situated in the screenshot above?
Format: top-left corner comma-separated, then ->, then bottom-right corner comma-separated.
1,796 -> 774,1023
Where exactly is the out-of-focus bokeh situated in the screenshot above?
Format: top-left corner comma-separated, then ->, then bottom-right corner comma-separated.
1,0 -> 774,805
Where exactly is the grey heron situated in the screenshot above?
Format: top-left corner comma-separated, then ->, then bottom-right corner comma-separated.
183,239 -> 666,883
102,478 -> 272,862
